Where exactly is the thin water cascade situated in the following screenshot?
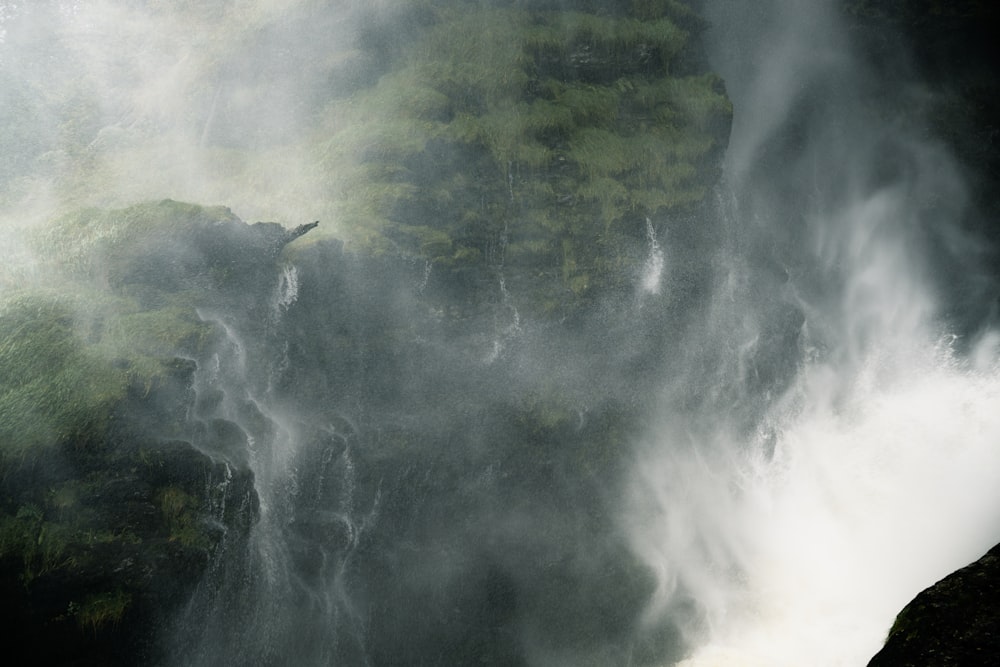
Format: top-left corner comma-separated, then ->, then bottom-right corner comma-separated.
176,265 -> 384,666
641,218 -> 665,296
273,264 -> 300,316
486,273 -> 523,365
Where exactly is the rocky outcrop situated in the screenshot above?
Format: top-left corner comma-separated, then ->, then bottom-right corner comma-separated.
868,543 -> 1000,666
0,400 -> 258,666
0,203 -> 320,664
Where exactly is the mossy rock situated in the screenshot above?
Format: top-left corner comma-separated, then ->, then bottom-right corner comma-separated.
0,296 -> 127,453
0,199 -> 291,662
2,199 -> 326,455
316,0 -> 730,316
0,434 -> 258,665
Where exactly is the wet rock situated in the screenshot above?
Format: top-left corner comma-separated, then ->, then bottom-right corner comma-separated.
869,542 -> 1000,666
0,423 -> 258,666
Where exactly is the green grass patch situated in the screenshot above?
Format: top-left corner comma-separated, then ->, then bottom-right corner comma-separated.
158,486 -> 211,549
0,296 -> 127,453
76,589 -> 131,634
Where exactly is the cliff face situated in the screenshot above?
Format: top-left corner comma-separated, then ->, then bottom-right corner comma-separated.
0,2 -> 733,664
0,431 -> 257,666
6,1 -> 996,664
324,0 -> 731,320
0,202 -> 274,665
0,187 -> 714,664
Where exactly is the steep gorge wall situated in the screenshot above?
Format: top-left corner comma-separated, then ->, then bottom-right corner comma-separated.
0,2 -> 733,664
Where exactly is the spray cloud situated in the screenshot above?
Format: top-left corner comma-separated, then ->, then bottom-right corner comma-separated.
626,1 -> 1000,664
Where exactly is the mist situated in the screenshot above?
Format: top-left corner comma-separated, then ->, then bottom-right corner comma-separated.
0,0 -> 361,227
625,0 -> 1000,664
1,1 -> 999,666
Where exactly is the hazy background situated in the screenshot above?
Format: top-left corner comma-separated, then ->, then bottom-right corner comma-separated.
0,0 -> 365,227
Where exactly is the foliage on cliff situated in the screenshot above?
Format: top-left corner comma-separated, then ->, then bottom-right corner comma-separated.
2,0 -> 729,319
0,201 -> 276,664
318,0 -> 730,312
0,201 -> 236,456
0,297 -> 126,452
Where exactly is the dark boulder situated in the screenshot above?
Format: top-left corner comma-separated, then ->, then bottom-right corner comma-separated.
869,542 -> 1000,666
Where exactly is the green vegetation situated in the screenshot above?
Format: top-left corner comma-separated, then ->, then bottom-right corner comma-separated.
36,199 -> 241,285
0,296 -> 127,453
76,589 -> 131,634
3,1 -> 729,316
159,485 -> 211,549
0,504 -> 73,584
316,0 -> 730,309
0,200 -> 253,454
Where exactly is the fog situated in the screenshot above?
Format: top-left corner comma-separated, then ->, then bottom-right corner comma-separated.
0,0 -> 360,226
625,1 -> 1000,664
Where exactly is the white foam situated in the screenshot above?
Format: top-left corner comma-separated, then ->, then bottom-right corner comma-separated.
633,337 -> 1000,666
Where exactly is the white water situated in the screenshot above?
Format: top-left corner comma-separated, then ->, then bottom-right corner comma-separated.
628,1 -> 1000,663
641,218 -> 665,296
631,336 -> 1000,665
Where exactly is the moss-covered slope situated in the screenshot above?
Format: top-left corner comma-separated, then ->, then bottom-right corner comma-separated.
0,200 -> 298,664
319,0 -> 730,315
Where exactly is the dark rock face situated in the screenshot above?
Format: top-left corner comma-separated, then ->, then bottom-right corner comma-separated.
0,417 -> 258,666
162,224 -> 687,667
0,205 -> 292,665
868,543 -> 1000,667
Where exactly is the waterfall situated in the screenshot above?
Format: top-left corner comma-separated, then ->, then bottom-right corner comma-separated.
1,1 -> 998,665
623,1 -> 1000,664
172,264 -> 385,665
273,264 -> 300,316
